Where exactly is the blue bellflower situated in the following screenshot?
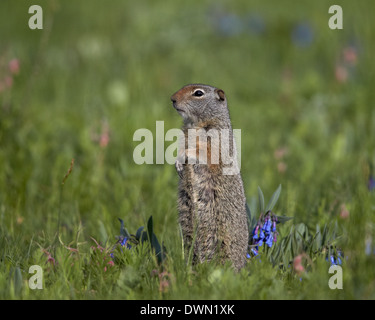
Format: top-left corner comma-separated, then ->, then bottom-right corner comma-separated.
327,250 -> 343,266
291,22 -> 314,47
368,176 -> 375,191
110,236 -> 132,259
248,211 -> 279,258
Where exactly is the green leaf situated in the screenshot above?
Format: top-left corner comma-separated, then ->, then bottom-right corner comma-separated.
118,218 -> 124,230
98,220 -> 108,244
266,184 -> 282,212
272,243 -> 282,266
146,215 -> 166,264
152,234 -> 163,264
118,218 -> 131,238
258,186 -> 265,213
246,202 -> 257,234
246,202 -> 252,222
13,267 -> 23,297
282,250 -> 290,270
284,233 -> 292,258
321,223 -> 328,245
135,226 -> 145,241
151,234 -> 160,251
276,215 -> 293,224
313,225 -> 321,251
296,223 -> 308,238
147,216 -> 154,244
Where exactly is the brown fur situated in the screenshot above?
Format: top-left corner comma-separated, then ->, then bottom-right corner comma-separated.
171,84 -> 248,271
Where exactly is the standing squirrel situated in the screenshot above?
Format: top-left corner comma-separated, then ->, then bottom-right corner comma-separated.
170,84 -> 248,271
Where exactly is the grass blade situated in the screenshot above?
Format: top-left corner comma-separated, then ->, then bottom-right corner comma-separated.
266,184 -> 282,212
258,186 -> 265,213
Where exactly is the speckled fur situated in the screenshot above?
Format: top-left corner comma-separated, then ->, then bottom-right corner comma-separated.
171,84 -> 248,271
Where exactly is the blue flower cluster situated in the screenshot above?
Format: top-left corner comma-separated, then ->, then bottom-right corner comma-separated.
119,236 -> 131,248
249,212 -> 278,257
211,12 -> 266,38
329,255 -> 342,265
291,22 -> 314,47
327,250 -> 343,266
110,236 -> 132,259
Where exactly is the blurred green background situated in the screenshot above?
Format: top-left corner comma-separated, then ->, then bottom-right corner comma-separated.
0,0 -> 374,299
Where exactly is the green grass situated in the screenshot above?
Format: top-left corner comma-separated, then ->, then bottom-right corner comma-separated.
1,0 -> 375,300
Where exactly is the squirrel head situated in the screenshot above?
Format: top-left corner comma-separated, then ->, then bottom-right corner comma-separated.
171,84 -> 229,127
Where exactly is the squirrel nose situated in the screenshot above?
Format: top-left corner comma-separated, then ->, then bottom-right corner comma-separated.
171,96 -> 177,108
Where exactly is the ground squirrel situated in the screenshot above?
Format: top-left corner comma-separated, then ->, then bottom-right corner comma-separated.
170,84 -> 248,271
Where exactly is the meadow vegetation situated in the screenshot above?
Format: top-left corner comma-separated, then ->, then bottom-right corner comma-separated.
0,0 -> 374,299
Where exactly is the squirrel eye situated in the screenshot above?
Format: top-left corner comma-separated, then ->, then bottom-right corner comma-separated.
193,90 -> 204,97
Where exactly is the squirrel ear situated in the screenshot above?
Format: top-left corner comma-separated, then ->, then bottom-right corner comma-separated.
215,89 -> 226,101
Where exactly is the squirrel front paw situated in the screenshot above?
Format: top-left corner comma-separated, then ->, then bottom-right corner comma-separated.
175,159 -> 184,179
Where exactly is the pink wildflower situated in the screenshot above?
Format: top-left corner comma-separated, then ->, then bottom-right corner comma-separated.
8,59 -> 20,75
339,204 -> 349,219
293,255 -> 305,275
